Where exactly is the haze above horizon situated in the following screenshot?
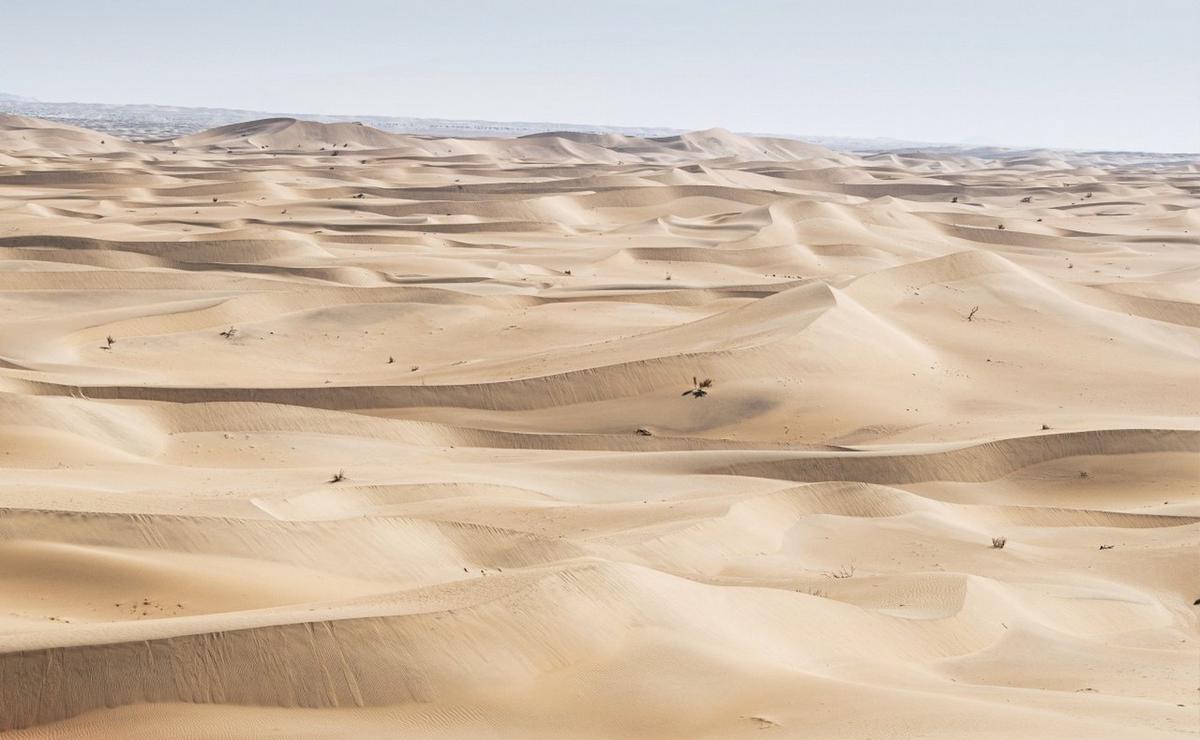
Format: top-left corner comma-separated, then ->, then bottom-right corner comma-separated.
3,0 -> 1197,153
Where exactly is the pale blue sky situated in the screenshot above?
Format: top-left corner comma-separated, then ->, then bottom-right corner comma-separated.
4,0 -> 1197,151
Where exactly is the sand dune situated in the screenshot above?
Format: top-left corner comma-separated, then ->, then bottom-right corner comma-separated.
0,114 -> 1196,737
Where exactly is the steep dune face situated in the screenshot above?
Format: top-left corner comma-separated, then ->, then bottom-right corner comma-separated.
0,116 -> 1197,738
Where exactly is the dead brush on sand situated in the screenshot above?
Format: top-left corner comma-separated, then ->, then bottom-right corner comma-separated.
683,377 -> 713,398
992,537 -> 1007,549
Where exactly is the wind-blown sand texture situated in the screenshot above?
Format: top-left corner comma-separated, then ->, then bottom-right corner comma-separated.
0,113 -> 1197,738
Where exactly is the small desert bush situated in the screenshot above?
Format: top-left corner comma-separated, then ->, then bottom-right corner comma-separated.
825,565 -> 855,579
682,377 -> 713,398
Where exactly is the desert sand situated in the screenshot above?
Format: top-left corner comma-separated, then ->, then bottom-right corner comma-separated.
0,113 -> 1197,737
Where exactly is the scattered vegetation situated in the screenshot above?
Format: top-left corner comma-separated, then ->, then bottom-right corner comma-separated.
1098,544 -> 1114,550
991,536 -> 1007,549
746,716 -> 781,730
100,335 -> 115,350
951,196 -> 958,203
329,469 -> 346,483
966,306 -> 980,322
825,565 -> 855,579
219,327 -> 238,339
997,224 -> 1005,230
1020,196 -> 1032,203
636,428 -> 653,436
682,377 -> 713,398
1079,471 -> 1090,479
1041,423 -> 1051,430
387,356 -> 395,364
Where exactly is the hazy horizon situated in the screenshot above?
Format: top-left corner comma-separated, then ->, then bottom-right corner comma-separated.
3,0 -> 1198,152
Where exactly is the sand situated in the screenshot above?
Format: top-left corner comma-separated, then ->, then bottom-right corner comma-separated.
0,113 -> 1196,738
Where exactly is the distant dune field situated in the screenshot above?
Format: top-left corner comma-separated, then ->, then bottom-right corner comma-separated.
0,113 -> 1196,738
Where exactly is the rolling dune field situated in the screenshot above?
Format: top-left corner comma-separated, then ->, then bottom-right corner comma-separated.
0,113 -> 1197,737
